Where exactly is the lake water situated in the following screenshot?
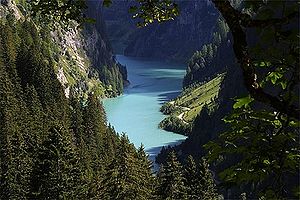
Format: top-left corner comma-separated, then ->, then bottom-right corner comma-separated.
103,55 -> 187,162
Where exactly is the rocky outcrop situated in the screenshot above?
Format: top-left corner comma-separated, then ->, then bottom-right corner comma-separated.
1,0 -> 128,98
1,0 -> 11,6
0,0 -> 22,19
84,0 -> 114,68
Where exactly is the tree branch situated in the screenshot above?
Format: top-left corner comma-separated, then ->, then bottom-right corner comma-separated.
212,0 -> 300,120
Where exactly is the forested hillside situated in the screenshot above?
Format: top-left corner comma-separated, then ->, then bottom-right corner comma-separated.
0,0 -> 127,98
0,18 -> 219,197
1,0 -> 299,199
157,8 -> 236,135
0,1 -> 220,199
103,0 -> 219,62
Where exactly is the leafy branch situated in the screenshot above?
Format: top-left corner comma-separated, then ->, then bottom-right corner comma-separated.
212,0 -> 300,120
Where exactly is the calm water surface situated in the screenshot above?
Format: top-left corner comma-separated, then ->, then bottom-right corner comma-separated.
103,55 -> 187,161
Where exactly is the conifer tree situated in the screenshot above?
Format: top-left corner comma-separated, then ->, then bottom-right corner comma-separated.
15,21 -> 68,124
198,158 -> 219,200
69,93 -> 84,146
82,93 -> 107,172
207,44 -> 214,61
0,50 -> 32,199
136,145 -> 155,200
24,85 -> 46,148
202,45 -> 208,57
184,155 -> 202,199
29,126 -> 81,199
79,93 -> 109,198
156,151 -> 187,200
0,22 -> 18,83
102,125 -> 119,163
102,134 -> 142,200
83,93 -> 106,146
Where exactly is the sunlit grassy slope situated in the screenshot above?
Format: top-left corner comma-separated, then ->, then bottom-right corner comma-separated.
163,73 -> 225,123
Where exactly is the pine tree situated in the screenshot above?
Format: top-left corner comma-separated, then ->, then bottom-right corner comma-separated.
213,32 -> 222,45
69,93 -> 84,146
15,21 -> 68,124
24,85 -> 46,148
136,145 -> 155,200
184,155 -> 203,199
102,134 -> 142,200
207,44 -> 214,61
0,48 -> 32,199
0,22 -> 18,82
83,93 -> 106,145
78,93 -> 109,198
217,19 -> 229,40
156,151 -> 187,200
0,21 -> 23,98
29,126 -> 81,199
198,158 -> 219,200
82,93 -> 107,172
202,44 -> 208,57
102,125 -> 119,163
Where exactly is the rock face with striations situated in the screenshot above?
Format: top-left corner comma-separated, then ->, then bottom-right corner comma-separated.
0,0 -> 10,6
0,0 -> 128,98
84,0 -> 115,68
103,0 -> 219,62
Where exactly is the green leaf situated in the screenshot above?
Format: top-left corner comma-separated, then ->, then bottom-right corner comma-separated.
280,81 -> 287,89
266,71 -> 283,85
263,160 -> 270,165
233,96 -> 254,109
255,61 -> 271,68
289,121 -> 300,128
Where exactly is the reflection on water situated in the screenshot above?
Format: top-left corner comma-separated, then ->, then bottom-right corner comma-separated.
103,55 -> 187,164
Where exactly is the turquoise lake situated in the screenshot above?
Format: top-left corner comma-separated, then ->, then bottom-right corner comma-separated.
103,55 -> 187,161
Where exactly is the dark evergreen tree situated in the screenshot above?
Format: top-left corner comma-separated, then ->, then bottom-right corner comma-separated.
0,47 -> 32,199
102,125 -> 119,163
0,22 -> 19,85
136,145 -> 155,200
102,134 -> 142,200
198,158 -> 219,200
15,20 -> 68,124
24,85 -> 46,149
29,126 -> 81,199
184,155 -> 202,199
83,93 -> 106,145
183,155 -> 220,199
156,151 -> 187,200
82,93 -> 107,172
69,93 -> 84,146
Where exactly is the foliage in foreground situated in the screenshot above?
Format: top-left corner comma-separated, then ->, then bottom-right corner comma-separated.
204,0 -> 299,199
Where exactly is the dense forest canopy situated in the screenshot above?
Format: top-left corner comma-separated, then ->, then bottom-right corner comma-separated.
0,17 -> 218,199
1,0 -> 299,199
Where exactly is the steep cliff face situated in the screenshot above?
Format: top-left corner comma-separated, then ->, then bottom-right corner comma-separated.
1,0 -> 128,98
103,0 -> 219,62
84,0 -> 114,68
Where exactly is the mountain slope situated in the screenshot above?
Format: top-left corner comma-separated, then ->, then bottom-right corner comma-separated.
0,0 -> 128,99
156,12 -> 246,161
103,0 -> 219,62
